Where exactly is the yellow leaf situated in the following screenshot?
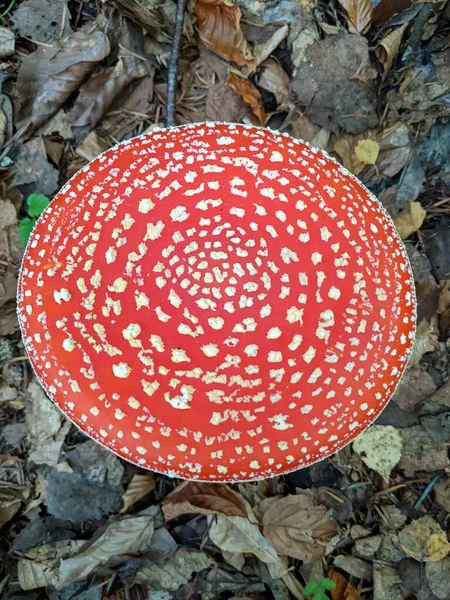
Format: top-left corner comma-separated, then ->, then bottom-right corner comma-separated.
393,200 -> 426,239
338,0 -> 373,33
399,516 -> 450,561
353,425 -> 402,483
120,473 -> 156,514
355,139 -> 379,165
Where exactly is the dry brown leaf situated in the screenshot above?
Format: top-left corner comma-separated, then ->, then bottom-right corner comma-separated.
333,134 -> 366,175
259,492 -> 339,563
258,58 -> 290,107
330,570 -> 360,600
253,24 -> 289,68
16,30 -> 110,130
227,73 -> 265,123
376,24 -> 408,74
195,0 -> 256,69
120,473 -> 156,514
0,27 -> 15,58
76,131 -> 111,162
162,482 -> 247,520
338,0 -> 373,33
394,200 -> 426,239
399,516 -> 450,562
437,280 -> 450,336
434,477 -> 450,512
0,484 -> 28,528
70,54 -> 148,139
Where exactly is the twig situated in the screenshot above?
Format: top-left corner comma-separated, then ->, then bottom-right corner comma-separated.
166,0 -> 187,127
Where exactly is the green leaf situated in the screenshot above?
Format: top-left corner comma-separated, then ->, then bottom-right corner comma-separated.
313,592 -> 329,600
304,581 -> 319,594
320,578 -> 337,591
19,217 -> 37,246
27,194 -> 50,217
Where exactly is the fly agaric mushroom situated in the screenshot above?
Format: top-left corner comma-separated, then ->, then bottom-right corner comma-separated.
17,123 -> 416,482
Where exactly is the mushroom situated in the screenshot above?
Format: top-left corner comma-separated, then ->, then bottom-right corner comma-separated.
17,123 -> 416,482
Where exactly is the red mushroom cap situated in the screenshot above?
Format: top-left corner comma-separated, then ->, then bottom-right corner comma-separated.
17,123 -> 416,482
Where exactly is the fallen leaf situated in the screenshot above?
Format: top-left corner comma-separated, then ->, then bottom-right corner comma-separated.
57,516 -> 154,588
162,482 -> 247,520
259,492 -> 339,563
25,380 -> 69,467
393,362 -> 437,412
11,137 -> 59,196
195,0 -> 256,69
338,0 -> 373,33
0,484 -> 29,528
399,516 -> 450,562
258,58 -> 290,106
209,511 -> 287,579
222,550 -> 245,571
0,27 -> 15,58
393,200 -> 426,239
398,424 -> 449,475
434,477 -> 450,512
354,139 -> 379,165
227,73 -> 265,123
120,473 -> 156,514
253,24 -> 289,67
134,548 -> 213,590
75,131 -> 111,162
333,134 -> 366,175
18,540 -> 84,591
426,557 -> 450,599
333,555 -> 372,581
353,425 -> 403,483
373,563 -> 403,600
206,81 -> 249,122
12,0 -> 73,43
330,570 -> 359,600
437,280 -> 450,337
16,29 -> 110,130
407,316 -> 439,367
69,54 -> 148,139
376,24 -> 408,73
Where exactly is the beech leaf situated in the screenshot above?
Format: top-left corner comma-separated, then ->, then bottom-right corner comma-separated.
338,0 -> 373,33
120,473 -> 156,514
162,482 -> 248,520
227,73 -> 265,123
194,0 -> 256,69
259,492 -> 339,563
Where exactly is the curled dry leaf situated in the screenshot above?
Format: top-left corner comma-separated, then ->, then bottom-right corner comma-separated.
57,515 -> 155,588
399,516 -> 450,562
333,133 -> 369,175
134,548 -> 213,590
330,570 -> 359,600
259,492 -> 339,563
16,30 -> 110,130
353,425 -> 403,483
0,27 -> 15,58
393,200 -> 426,239
120,473 -> 156,514
227,73 -> 265,123
69,54 -> 148,139
162,481 -> 247,520
376,24 -> 409,74
195,0 -> 256,70
258,58 -> 290,107
338,0 -> 373,33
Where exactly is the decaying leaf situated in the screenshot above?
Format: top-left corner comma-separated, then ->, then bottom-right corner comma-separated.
0,27 -> 15,58
227,73 -> 265,123
12,0 -> 73,43
353,425 -> 403,483
258,58 -> 290,106
162,482 -> 247,520
11,137 -> 59,196
69,54 -> 148,139
330,570 -> 359,600
333,134 -> 367,175
120,473 -> 156,514
338,0 -> 373,33
18,540 -> 84,591
253,24 -> 289,67
376,24 -> 408,73
57,516 -> 155,588
394,200 -> 426,239
75,131 -> 111,162
259,492 -> 339,563
208,510 -> 287,579
434,477 -> 450,512
195,0 -> 256,69
354,139 -> 379,165
134,548 -> 213,590
0,484 -> 29,528
426,557 -> 450,600
399,516 -> 450,562
16,30 -> 110,130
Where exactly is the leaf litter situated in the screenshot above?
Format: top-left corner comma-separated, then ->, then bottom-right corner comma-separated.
1,0 -> 450,598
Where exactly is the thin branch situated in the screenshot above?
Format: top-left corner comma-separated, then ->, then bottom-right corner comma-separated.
166,0 -> 187,127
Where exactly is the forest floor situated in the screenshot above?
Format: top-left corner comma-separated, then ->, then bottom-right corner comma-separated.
0,1 -> 450,599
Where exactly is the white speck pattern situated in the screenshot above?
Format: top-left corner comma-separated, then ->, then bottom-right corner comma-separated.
17,122 -> 416,483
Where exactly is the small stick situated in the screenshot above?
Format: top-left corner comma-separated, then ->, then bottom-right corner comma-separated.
166,0 -> 187,127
